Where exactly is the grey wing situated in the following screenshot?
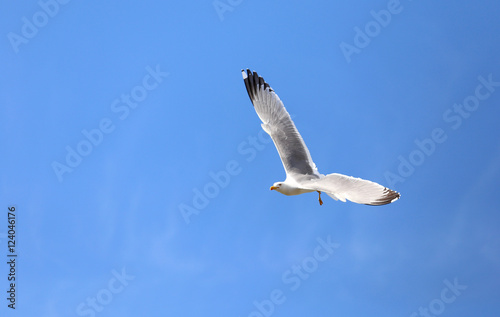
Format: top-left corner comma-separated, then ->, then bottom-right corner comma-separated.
302,173 -> 401,206
242,69 -> 319,177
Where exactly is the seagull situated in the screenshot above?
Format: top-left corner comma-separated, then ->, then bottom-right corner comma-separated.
241,69 -> 400,206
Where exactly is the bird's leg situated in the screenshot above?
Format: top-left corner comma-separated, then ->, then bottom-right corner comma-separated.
317,191 -> 323,206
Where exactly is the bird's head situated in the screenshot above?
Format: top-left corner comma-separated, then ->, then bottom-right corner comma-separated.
270,182 -> 294,195
270,182 -> 282,192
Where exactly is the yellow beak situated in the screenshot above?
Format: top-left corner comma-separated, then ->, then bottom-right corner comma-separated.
270,186 -> 278,190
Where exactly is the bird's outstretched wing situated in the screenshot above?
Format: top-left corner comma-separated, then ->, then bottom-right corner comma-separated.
302,173 -> 400,206
241,69 -> 319,177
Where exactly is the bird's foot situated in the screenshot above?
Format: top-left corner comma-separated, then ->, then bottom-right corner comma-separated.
317,191 -> 323,206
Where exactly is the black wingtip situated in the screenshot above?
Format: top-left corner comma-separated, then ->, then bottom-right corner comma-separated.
366,188 -> 401,206
241,69 -> 275,105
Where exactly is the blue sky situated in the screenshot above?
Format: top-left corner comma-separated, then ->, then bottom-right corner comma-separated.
1,0 -> 500,316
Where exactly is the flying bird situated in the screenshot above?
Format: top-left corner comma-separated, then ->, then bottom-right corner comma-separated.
241,69 -> 400,206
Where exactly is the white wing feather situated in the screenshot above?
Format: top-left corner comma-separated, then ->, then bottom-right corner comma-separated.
302,173 -> 400,206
